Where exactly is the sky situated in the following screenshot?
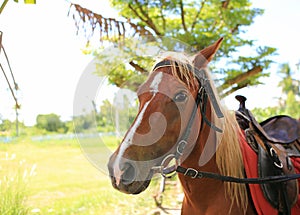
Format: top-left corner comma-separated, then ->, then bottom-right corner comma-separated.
0,0 -> 299,126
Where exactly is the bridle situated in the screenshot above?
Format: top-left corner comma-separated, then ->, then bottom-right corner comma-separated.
150,60 -> 300,185
150,60 -> 223,177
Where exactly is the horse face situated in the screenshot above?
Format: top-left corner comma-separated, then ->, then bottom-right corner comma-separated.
107,68 -> 199,194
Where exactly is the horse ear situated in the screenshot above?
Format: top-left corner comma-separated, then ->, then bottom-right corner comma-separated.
192,37 -> 223,68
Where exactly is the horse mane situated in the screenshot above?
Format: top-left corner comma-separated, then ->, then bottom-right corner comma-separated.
216,110 -> 248,213
152,52 -> 198,90
153,52 -> 248,213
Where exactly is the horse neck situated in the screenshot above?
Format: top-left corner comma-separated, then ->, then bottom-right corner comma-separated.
178,101 -> 236,214
177,100 -> 251,215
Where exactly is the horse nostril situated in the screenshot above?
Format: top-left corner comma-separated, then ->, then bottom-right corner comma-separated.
121,162 -> 136,185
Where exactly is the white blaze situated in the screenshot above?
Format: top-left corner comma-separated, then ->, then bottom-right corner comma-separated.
113,72 -> 163,185
150,72 -> 163,93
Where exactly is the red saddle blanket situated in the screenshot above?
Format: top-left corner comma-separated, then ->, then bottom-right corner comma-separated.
240,132 -> 300,215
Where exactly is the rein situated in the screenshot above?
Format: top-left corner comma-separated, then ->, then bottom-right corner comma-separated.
151,60 -> 300,185
175,166 -> 300,184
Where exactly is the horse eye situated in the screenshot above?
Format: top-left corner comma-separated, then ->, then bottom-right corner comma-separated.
174,92 -> 187,102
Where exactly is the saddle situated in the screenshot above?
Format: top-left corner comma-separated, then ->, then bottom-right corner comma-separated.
235,95 -> 300,215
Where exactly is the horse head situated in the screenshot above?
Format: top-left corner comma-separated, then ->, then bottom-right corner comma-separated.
107,38 -> 223,194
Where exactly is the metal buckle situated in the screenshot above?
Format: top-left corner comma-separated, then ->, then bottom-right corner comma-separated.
245,128 -> 255,144
198,86 -> 205,95
269,147 -> 283,169
160,154 -> 176,178
184,168 -> 198,179
154,154 -> 177,178
162,167 -> 177,179
177,140 -> 187,156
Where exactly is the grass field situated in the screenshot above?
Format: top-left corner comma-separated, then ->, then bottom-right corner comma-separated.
0,136 -> 182,215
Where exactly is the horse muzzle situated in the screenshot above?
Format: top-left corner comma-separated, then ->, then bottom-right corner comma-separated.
107,155 -> 153,194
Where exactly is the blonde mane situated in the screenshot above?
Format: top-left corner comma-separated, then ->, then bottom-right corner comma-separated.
216,109 -> 248,213
152,52 -> 198,90
153,52 -> 248,213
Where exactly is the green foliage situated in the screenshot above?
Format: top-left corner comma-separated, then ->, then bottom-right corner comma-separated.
73,98 -> 138,134
73,113 -> 96,133
97,100 -> 114,132
36,113 -> 67,133
221,46 -> 276,96
74,99 -> 138,133
93,38 -> 157,90
0,118 -> 27,137
252,95 -> 300,122
71,0 -> 276,96
284,90 -> 300,118
251,63 -> 300,121
0,119 -> 12,132
278,63 -> 300,96
251,106 -> 282,123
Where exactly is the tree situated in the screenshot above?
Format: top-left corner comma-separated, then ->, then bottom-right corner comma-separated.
36,113 -> 67,133
252,63 -> 300,120
0,119 -> 12,132
69,0 -> 276,97
73,114 -> 95,133
97,100 -> 115,132
285,90 -> 300,118
96,98 -> 138,133
252,91 -> 300,121
277,63 -> 300,118
0,117 -> 26,136
278,63 -> 300,97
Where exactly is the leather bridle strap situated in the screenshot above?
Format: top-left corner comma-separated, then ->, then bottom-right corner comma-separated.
152,86 -> 205,178
176,166 -> 300,183
174,86 -> 204,160
152,60 -> 223,160
199,90 -> 223,133
151,60 -> 225,177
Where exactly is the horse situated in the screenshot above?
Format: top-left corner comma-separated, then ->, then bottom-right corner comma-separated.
107,38 -> 300,214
